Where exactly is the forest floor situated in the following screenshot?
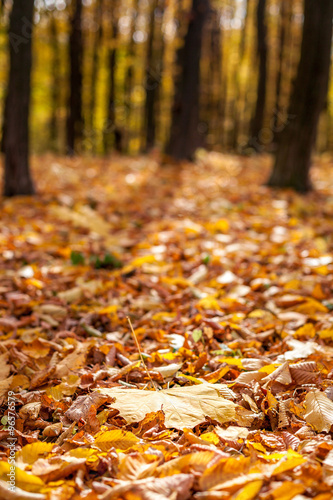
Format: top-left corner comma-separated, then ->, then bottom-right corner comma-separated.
1,152 -> 333,500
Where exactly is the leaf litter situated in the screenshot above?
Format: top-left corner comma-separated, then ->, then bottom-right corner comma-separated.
0,153 -> 333,499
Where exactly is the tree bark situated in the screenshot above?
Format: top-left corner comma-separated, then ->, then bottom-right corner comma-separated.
165,0 -> 210,160
49,12 -> 61,151
232,0 -> 249,149
272,0 -> 287,143
268,0 -> 333,192
88,0 -> 103,149
124,0 -> 139,151
142,0 -> 165,152
66,0 -> 84,156
249,0 -> 267,150
3,0 -> 35,196
104,2 -> 122,154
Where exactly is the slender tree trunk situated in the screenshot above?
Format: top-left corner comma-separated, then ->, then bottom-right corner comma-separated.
124,0 -> 139,151
142,0 -> 165,152
89,0 -> 103,149
268,0 -> 333,192
3,0 -> 35,196
166,0 -> 210,160
272,0 -> 287,142
249,0 -> 267,150
104,3 -> 122,154
49,12 -> 61,151
66,0 -> 84,156
203,8 -> 222,150
232,0 -> 249,149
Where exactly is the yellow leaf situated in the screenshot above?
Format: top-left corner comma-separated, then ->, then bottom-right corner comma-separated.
207,219 -> 230,233
268,481 -> 305,500
234,480 -> 263,500
67,448 -> 99,459
272,450 -> 307,475
200,432 -> 220,445
98,304 -> 118,315
0,462 -> 44,492
294,323 -> 316,339
130,255 -> 156,267
295,298 -> 328,314
319,328 -> 333,340
248,442 -> 266,453
16,442 -> 55,466
203,365 -> 229,383
156,451 -> 216,477
178,374 -> 203,384
259,363 -> 281,374
312,283 -> 326,300
152,312 -> 177,322
218,357 -> 244,368
197,296 -> 220,310
94,429 -> 139,451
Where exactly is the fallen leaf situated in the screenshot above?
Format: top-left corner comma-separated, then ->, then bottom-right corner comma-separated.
97,384 -> 237,429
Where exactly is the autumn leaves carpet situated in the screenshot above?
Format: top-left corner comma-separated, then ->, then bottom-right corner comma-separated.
0,153 -> 333,499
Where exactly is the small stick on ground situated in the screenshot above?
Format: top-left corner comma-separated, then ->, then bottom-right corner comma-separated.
127,316 -> 158,391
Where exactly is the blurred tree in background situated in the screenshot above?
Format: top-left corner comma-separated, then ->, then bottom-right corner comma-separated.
0,0 -> 332,194
3,0 -> 35,196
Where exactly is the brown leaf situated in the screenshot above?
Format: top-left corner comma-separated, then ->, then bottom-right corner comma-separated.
99,473 -> 194,500
65,392 -> 111,421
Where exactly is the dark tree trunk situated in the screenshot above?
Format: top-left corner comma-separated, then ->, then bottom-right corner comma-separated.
232,0 -> 249,150
104,3 -> 122,154
49,13 -> 61,151
88,0 -> 103,149
3,0 -> 35,196
166,0 -> 210,160
268,0 -> 333,192
203,8 -> 223,150
272,0 -> 287,142
66,0 -> 84,156
249,0 -> 267,150
142,0 -> 165,152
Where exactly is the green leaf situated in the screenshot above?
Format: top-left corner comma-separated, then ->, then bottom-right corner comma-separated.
202,254 -> 210,265
1,416 -> 8,426
70,251 -> 85,266
102,253 -> 123,269
192,329 -> 203,342
91,253 -> 123,269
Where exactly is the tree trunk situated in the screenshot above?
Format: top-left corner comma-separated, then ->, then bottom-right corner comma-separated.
88,0 -> 103,150
249,0 -> 267,150
124,0 -> 139,151
232,0 -> 249,150
104,3 -> 122,154
49,12 -> 61,151
66,0 -> 84,156
3,0 -> 35,196
142,0 -> 165,152
268,0 -> 333,192
272,0 -> 287,142
165,0 -> 210,160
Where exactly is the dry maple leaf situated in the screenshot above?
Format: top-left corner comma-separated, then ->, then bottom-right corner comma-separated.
97,384 -> 237,429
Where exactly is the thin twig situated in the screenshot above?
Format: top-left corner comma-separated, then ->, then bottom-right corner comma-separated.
127,316 -> 157,391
